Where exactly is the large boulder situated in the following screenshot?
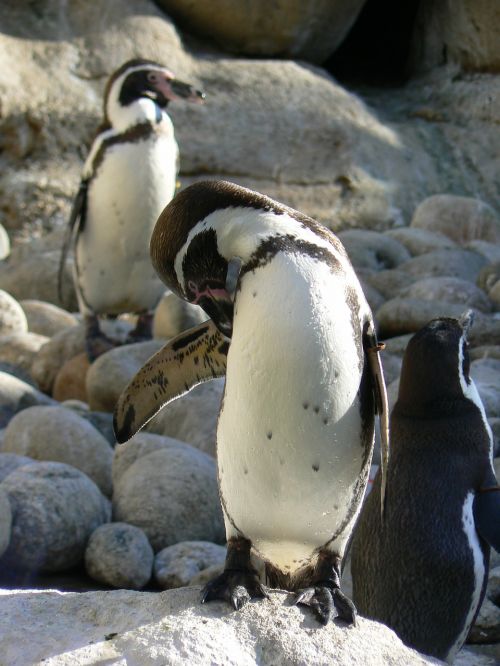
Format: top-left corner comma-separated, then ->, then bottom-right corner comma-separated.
2,406 -> 113,496
154,540 -> 226,590
0,586 -> 440,665
155,0 -> 368,63
0,371 -> 55,428
19,299 -> 78,337
0,332 -> 49,380
112,442 -> 224,551
0,461 -> 110,573
0,290 -> 27,336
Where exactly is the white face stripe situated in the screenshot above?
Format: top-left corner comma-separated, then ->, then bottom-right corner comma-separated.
458,334 -> 494,467
448,491 -> 486,661
174,206 -> 361,299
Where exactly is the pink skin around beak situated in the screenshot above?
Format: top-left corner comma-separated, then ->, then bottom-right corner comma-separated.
152,71 -> 205,104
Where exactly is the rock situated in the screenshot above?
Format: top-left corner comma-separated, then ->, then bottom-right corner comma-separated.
0,371 -> 56,428
85,522 -> 154,590
490,419 -> 500,456
376,298 -> 476,338
360,281 -> 385,313
31,320 -> 132,395
410,195 -> 500,245
468,319 -> 500,348
470,359 -> 500,418
81,411 -> 116,447
86,339 -> 163,413
337,229 -> 411,271
0,452 -> 36,482
0,486 -> 11,559
398,277 -> 492,313
384,227 -> 457,256
410,0 -> 500,73
455,648 -> 500,666
0,290 -> 27,336
113,444 -> 224,551
146,380 -> 223,457
153,291 -> 206,340
52,352 -> 90,403
0,246 -> 77,310
188,562 -> 225,587
382,334 -> 413,357
468,597 -> 500,644
470,347 -> 500,362
0,461 -> 110,573
466,241 -> 500,265
0,586 -> 439,665
366,269 -> 415,300
487,281 -> 500,312
2,406 -> 113,496
487,566 -> 500,606
155,0 -> 367,63
0,332 -> 49,379
0,224 -> 10,260
398,249 -> 488,284
19,299 -> 78,337
154,541 -> 226,589
112,432 -> 188,488
477,263 -> 500,294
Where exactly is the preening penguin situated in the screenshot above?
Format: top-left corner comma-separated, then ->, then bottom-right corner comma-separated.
350,313 -> 500,662
59,59 -> 205,358
114,180 -> 389,624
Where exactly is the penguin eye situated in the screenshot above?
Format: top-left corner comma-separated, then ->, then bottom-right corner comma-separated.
147,72 -> 159,84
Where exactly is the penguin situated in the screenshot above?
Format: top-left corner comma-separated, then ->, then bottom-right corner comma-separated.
58,58 -> 205,358
350,312 -> 500,662
113,180 -> 389,625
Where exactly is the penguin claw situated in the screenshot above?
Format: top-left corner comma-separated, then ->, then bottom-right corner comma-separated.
201,569 -> 269,611
294,586 -> 357,626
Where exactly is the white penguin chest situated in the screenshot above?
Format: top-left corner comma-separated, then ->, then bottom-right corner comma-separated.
75,132 -> 178,313
217,254 -> 372,572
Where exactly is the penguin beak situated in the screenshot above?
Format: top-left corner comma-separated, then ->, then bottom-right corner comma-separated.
154,74 -> 205,105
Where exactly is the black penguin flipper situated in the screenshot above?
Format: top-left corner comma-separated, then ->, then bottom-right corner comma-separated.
474,487 -> 500,553
57,179 -> 89,305
113,319 -> 228,443
363,324 -> 390,516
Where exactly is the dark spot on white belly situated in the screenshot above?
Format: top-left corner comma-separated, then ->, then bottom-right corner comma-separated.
243,467 -> 248,475
252,291 -> 257,297
323,417 -> 329,425
267,431 -> 272,440
312,463 -> 320,472
303,402 -> 309,410
313,406 -> 320,414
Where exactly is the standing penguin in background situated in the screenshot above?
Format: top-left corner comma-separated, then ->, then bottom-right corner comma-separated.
59,59 -> 205,358
114,180 -> 389,625
350,313 -> 500,662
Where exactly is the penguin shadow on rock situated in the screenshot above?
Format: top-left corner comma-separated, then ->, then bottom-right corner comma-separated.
113,179 -> 390,627
350,312 -> 500,663
58,58 -> 205,360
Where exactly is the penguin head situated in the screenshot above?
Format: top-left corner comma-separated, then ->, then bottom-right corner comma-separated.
150,180 -> 289,338
104,59 -> 205,131
396,311 -> 475,413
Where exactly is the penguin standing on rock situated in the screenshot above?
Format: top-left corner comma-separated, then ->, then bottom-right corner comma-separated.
59,59 -> 205,358
114,180 -> 389,625
350,313 -> 500,662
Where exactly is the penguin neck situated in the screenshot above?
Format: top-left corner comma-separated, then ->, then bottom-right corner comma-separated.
106,97 -> 170,133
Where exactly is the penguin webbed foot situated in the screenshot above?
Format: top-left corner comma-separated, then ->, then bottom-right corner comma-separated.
294,584 -> 357,626
201,568 -> 269,610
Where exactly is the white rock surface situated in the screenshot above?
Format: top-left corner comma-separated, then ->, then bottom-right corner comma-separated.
0,587 -> 440,665
85,522 -> 154,590
154,540 -> 226,589
0,223 -> 10,260
112,444 -> 224,551
2,406 -> 113,496
0,290 -> 27,336
0,461 -> 110,572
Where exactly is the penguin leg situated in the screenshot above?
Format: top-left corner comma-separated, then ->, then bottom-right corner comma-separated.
294,550 -> 356,626
126,313 -> 153,343
201,536 -> 269,611
84,314 -> 119,361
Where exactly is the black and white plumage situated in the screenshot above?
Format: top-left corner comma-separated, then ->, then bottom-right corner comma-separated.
350,313 -> 500,662
59,58 -> 204,356
113,180 -> 389,624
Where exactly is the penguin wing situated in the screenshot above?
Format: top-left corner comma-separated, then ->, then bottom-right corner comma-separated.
364,326 -> 390,517
474,486 -> 500,553
57,179 -> 89,304
113,319 -> 228,443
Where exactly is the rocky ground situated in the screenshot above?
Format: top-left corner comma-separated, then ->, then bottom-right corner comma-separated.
0,0 -> 499,664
